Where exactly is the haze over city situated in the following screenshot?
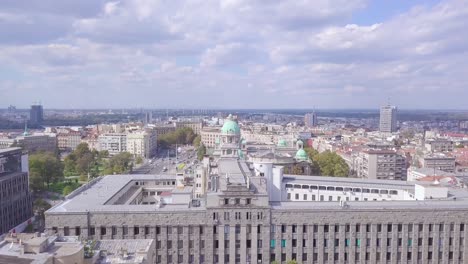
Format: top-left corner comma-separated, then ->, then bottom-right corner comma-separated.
1,0 -> 468,109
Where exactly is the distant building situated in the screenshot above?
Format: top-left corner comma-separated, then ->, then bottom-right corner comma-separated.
98,133 -> 127,156
200,127 -> 222,148
153,125 -> 176,137
0,134 -> 57,153
57,131 -> 82,151
144,111 -> 152,125
425,139 -> 454,153
0,148 -> 33,235
175,121 -> 204,135
356,149 -> 407,180
127,130 -> 158,158
0,233 -> 155,264
30,104 -> 44,126
422,153 -> 456,173
304,112 -> 318,127
379,105 -> 397,133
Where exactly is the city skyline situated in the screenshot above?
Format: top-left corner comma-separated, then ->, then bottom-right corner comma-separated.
2,0 -> 468,109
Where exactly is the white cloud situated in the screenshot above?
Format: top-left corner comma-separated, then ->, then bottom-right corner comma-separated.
1,0 -> 468,109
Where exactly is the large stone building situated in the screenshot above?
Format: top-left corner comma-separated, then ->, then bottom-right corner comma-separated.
0,148 -> 33,235
355,150 -> 407,180
379,105 -> 397,133
45,117 -> 468,264
201,127 -> 222,148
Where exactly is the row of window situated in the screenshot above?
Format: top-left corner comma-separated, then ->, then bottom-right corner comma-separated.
271,223 -> 465,234
156,250 -> 464,263
59,222 -> 466,237
285,184 -> 399,195
269,237 -> 464,249
287,193 -> 389,202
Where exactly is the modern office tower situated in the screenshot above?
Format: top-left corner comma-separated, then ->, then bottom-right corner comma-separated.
0,148 -> 33,235
144,111 -> 152,125
379,105 -> 397,133
356,149 -> 407,180
45,116 -> 468,264
29,104 -> 44,126
304,112 -> 318,127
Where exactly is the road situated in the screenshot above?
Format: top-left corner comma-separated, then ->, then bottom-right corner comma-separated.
131,148 -> 198,175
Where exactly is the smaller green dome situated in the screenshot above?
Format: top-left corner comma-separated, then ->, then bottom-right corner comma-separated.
277,139 -> 287,147
221,119 -> 240,134
295,149 -> 308,161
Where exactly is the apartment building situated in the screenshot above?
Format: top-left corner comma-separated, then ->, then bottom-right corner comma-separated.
422,154 -> 456,173
98,133 -> 127,156
356,150 -> 407,180
127,130 -> 158,158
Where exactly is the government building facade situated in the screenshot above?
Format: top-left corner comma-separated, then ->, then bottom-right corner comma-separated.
45,116 -> 468,264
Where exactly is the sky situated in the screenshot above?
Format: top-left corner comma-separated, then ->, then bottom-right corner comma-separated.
1,0 -> 467,109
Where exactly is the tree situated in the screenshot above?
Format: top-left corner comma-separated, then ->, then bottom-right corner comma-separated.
29,152 -> 64,191
135,156 -> 143,164
314,151 -> 349,177
63,185 -> 74,196
197,144 -> 207,161
193,135 -> 201,147
105,152 -> 133,174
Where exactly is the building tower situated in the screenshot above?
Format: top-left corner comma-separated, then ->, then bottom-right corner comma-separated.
379,105 -> 397,133
304,112 -> 318,127
30,103 -> 43,126
219,114 -> 241,158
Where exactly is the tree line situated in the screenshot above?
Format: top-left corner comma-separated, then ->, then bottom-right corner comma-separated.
29,143 -> 134,192
157,127 -> 197,148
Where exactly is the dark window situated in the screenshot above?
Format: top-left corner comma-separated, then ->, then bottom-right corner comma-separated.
101,227 -> 106,235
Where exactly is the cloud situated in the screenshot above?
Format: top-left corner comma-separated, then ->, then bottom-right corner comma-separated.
1,0 -> 468,109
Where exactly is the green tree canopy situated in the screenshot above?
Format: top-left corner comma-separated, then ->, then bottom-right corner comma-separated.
304,147 -> 349,177
197,144 -> 207,161
29,152 -> 64,191
104,152 -> 133,174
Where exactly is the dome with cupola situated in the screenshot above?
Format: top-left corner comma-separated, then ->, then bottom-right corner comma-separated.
221,115 -> 240,135
295,148 -> 308,161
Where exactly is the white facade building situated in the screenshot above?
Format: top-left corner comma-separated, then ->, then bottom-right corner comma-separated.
98,133 -> 127,156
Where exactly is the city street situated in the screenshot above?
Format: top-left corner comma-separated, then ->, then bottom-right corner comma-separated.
131,148 -> 198,175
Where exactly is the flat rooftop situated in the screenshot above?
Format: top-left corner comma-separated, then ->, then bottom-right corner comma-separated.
47,174 -> 204,214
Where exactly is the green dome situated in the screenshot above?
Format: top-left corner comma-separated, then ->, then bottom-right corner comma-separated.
277,139 -> 287,147
295,149 -> 308,161
221,119 -> 240,134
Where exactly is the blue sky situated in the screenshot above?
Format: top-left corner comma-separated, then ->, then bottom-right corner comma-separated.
1,0 -> 467,109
